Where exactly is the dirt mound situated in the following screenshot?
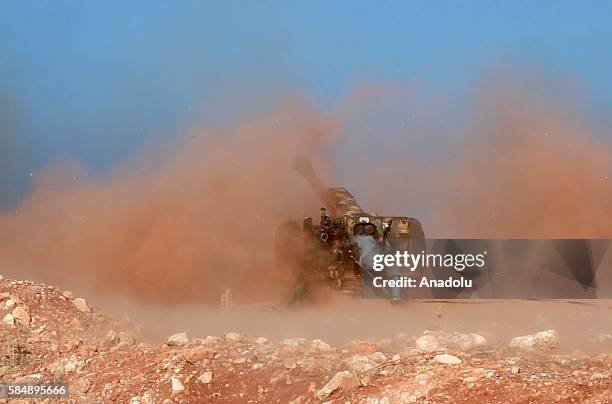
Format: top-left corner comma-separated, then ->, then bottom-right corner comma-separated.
1,277 -> 611,402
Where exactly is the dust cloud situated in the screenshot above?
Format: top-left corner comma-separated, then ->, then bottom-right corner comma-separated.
0,71 -> 611,314
438,78 -> 612,238
0,103 -> 336,304
341,75 -> 612,238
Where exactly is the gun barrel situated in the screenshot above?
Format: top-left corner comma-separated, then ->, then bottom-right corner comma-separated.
293,156 -> 333,210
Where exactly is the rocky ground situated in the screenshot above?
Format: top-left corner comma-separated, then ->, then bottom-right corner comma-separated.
0,278 -> 611,403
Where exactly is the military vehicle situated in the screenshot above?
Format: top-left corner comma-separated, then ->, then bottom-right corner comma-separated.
274,156 -> 425,298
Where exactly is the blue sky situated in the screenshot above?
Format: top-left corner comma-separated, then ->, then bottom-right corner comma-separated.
1,1 -> 612,205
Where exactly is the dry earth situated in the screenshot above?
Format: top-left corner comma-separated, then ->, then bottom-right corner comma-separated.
0,278 -> 611,403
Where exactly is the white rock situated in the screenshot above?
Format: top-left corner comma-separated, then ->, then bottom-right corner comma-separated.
72,298 -> 90,312
316,371 -> 359,400
311,339 -> 333,352
416,335 -> 440,352
167,332 -> 189,346
198,371 -> 213,384
432,354 -> 462,365
449,333 -> 488,351
255,337 -> 268,345
171,377 -> 185,395
509,329 -> 559,351
5,299 -> 14,309
509,335 -> 536,350
63,357 -> 80,373
533,330 -> 560,350
3,313 -> 14,325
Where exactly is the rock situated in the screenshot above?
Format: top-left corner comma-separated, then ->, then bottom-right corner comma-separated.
344,355 -> 375,373
118,331 -> 136,346
509,335 -> 536,350
103,330 -> 118,346
416,335 -> 440,352
63,357 -> 81,373
19,374 -> 42,384
283,358 -> 297,369
171,377 -> 185,395
316,371 -> 360,400
368,352 -> 387,364
198,371 -> 213,384
203,336 -> 219,344
311,339 -> 333,353
183,347 -> 216,363
533,330 -> 560,350
72,298 -> 90,312
590,372 -> 608,380
5,299 -> 15,309
448,333 -> 487,351
168,332 -> 189,346
432,354 -> 462,365
141,391 -> 155,404
72,378 -> 91,394
509,330 -> 559,351
224,332 -> 241,342
12,306 -> 31,325
62,291 -> 73,299
255,337 -> 268,345
281,338 -> 307,354
3,313 -> 14,325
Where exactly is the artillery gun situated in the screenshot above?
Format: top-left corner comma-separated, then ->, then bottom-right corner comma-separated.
274,157 -> 425,298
